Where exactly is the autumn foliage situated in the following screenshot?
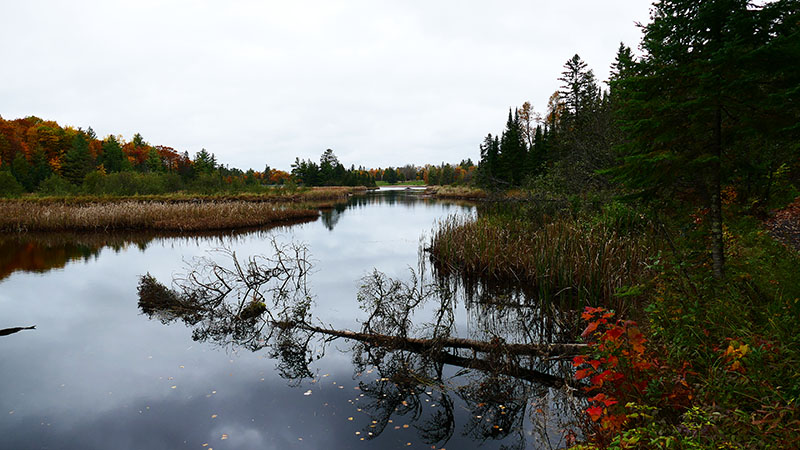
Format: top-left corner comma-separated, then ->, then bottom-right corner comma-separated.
573,307 -> 694,445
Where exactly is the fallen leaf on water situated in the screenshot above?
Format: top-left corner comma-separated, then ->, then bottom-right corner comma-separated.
211,414 -> 218,419
221,434 -> 228,440
348,417 -> 353,421
303,390 -> 312,396
170,386 -> 177,389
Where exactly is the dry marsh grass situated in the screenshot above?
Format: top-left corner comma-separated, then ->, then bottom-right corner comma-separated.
426,186 -> 489,200
430,214 -> 658,304
2,186 -> 365,206
0,201 -> 320,232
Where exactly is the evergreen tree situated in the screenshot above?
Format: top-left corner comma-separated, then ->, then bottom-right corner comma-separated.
102,136 -> 125,173
145,147 -> 164,173
62,133 -> 94,184
558,54 -> 600,127
499,109 -> 527,185
30,147 -> 52,190
193,149 -> 217,175
478,133 -> 500,185
10,152 -> 33,191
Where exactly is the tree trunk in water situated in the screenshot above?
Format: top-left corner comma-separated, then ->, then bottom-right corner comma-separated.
299,324 -> 587,357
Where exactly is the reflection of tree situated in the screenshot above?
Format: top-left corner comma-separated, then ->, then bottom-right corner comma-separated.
0,224 -> 311,281
319,203 -> 347,231
317,190 -> 475,231
137,243 -> 585,448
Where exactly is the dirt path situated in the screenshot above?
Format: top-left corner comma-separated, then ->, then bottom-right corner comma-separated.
766,197 -> 800,252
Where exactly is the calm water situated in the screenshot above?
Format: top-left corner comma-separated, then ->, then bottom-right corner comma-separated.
0,188 -> 579,449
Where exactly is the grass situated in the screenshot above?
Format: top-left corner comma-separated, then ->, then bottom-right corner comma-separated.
0,200 -> 321,232
430,196 -> 800,446
618,212 -> 800,448
426,185 -> 488,200
429,211 -> 658,308
2,185 -> 366,205
376,180 -> 426,186
0,186 -> 367,232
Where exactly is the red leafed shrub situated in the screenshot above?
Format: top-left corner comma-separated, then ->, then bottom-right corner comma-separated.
573,306 -> 694,445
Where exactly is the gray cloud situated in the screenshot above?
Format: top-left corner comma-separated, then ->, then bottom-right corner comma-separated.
0,0 -> 650,170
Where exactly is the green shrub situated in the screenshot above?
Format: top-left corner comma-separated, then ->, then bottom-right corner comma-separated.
0,171 -> 25,198
37,174 -> 75,196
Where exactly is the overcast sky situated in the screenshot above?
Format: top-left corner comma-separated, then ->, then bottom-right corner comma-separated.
0,0 -> 652,171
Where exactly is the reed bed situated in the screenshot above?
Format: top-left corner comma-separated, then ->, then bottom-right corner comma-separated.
429,214 -> 659,304
0,201 -> 320,232
0,186 -> 365,206
426,186 -> 489,200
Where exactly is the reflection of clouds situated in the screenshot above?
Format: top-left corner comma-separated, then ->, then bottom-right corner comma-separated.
5,362 -> 510,450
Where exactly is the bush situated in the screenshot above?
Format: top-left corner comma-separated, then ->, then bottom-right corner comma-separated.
37,174 -> 75,196
102,172 -> 170,195
82,171 -> 107,195
0,171 -> 25,198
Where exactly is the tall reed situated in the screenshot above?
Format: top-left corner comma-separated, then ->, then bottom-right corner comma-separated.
429,213 -> 659,306
0,201 -> 319,232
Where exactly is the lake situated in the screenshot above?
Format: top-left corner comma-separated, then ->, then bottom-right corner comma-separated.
0,188 -> 580,449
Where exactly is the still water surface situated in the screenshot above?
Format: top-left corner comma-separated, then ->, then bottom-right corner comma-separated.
0,189 -> 578,449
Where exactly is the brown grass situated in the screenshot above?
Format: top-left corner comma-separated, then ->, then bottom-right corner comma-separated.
426,186 -> 489,200
429,214 -> 658,305
1,186 -> 366,206
0,201 -> 320,232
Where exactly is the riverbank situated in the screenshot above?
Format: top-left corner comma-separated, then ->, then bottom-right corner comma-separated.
429,194 -> 800,448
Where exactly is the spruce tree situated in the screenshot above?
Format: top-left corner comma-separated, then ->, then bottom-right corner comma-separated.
102,136 -> 125,173
62,133 -> 94,184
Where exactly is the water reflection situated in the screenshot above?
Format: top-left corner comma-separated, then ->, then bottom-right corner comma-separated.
320,189 -> 474,231
0,220 -> 316,282
138,241 -> 585,449
0,190 -> 471,281
0,189 -> 583,449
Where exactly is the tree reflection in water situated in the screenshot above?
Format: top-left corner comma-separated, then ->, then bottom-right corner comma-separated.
138,239 -> 586,449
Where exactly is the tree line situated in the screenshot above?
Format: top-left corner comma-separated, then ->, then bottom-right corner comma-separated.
0,117 -> 482,196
